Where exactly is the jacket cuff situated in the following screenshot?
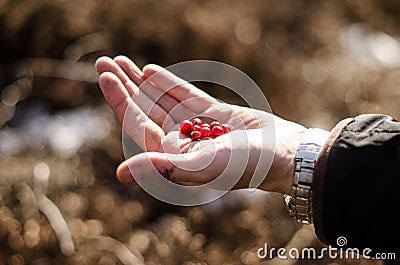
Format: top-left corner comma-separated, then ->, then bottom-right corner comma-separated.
312,118 -> 353,244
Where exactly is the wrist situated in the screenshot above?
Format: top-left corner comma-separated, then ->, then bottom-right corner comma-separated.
258,125 -> 307,194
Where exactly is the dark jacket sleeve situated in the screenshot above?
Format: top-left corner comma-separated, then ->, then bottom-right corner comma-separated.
313,114 -> 400,253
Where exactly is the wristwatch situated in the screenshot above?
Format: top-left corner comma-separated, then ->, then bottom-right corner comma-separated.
284,128 -> 329,224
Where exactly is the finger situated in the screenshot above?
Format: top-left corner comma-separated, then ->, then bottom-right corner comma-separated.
116,151 -> 216,184
96,57 -> 175,131
96,56 -> 139,95
143,64 -> 218,113
114,56 -> 195,122
113,55 -> 145,85
98,72 -> 164,151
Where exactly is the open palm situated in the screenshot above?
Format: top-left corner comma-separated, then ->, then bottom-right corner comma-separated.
96,56 -> 305,194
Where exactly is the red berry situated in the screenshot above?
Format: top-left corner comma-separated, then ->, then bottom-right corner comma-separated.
210,121 -> 221,128
222,124 -> 232,133
180,120 -> 192,135
192,125 -> 202,132
182,118 -> 232,140
191,130 -> 202,140
211,125 -> 224,137
191,118 -> 202,127
200,127 -> 211,138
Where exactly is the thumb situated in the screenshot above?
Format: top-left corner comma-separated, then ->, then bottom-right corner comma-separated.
116,151 -> 217,185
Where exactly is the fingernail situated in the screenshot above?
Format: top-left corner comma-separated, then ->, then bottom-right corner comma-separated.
116,163 -> 133,183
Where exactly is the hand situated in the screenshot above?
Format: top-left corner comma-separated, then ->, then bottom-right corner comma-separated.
95,56 -> 306,194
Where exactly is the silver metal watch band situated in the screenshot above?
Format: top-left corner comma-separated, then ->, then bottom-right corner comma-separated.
284,128 -> 329,224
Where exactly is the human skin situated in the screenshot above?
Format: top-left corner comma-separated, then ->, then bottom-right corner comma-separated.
95,56 -> 306,194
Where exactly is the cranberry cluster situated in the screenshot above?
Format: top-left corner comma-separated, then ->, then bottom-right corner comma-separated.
180,118 -> 232,140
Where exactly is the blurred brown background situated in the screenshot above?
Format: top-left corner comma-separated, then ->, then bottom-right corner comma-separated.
1,0 -> 400,264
